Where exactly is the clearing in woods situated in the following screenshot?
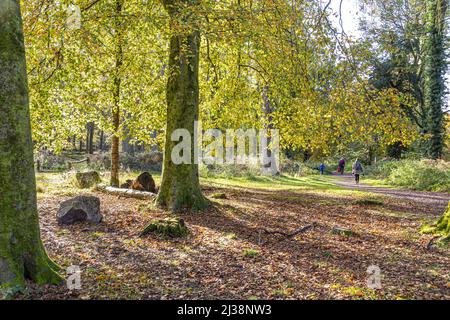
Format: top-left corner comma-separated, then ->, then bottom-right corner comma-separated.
25,172 -> 449,300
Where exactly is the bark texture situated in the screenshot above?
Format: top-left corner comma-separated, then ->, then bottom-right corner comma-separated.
0,0 -> 61,291
156,0 -> 208,211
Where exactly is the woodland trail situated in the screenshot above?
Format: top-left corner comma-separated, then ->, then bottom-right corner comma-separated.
331,174 -> 450,215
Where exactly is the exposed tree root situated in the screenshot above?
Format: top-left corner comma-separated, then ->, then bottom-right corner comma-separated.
258,223 -> 317,244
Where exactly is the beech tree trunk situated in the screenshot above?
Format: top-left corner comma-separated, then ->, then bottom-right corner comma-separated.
261,85 -> 279,175
110,0 -> 123,187
0,0 -> 61,291
156,0 -> 208,211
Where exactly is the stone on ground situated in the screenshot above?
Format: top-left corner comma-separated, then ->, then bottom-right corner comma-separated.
75,171 -> 101,189
131,172 -> 156,193
57,195 -> 102,224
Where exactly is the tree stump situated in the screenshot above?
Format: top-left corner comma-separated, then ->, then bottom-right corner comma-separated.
140,218 -> 187,238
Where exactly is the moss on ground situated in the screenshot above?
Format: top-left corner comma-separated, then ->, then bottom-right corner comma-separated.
140,217 -> 188,238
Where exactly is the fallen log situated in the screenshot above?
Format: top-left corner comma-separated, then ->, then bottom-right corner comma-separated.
97,185 -> 157,200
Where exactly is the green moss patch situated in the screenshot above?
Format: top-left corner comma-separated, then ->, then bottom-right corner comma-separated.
140,218 -> 188,238
331,227 -> 357,237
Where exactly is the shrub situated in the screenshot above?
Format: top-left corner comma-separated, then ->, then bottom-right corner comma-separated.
89,151 -> 163,172
367,159 -> 450,192
34,151 -> 69,171
279,158 -> 322,176
199,163 -> 261,178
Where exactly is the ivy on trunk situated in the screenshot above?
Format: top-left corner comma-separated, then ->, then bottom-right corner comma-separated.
423,0 -> 447,159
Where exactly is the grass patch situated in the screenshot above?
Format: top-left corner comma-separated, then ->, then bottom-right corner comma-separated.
202,174 -> 342,191
224,232 -> 237,240
243,248 -> 259,257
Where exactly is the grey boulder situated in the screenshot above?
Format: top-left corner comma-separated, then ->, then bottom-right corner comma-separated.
57,196 -> 102,224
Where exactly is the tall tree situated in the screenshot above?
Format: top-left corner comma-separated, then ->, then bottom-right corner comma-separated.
156,0 -> 208,210
0,0 -> 61,291
22,0 -> 167,175
423,0 -> 447,159
111,0 -> 124,186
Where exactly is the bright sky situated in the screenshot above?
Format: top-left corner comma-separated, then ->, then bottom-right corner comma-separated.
328,0 -> 361,37
327,0 -> 449,111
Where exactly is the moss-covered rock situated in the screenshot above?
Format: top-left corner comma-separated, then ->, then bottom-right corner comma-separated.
75,171 -> 101,189
140,218 -> 188,238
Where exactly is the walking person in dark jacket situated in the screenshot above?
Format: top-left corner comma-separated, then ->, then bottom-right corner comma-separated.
337,158 -> 346,175
352,159 -> 364,184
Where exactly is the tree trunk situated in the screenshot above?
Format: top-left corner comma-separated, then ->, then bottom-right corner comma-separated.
0,0 -> 61,291
86,122 -> 94,154
99,130 -> 104,151
423,0 -> 447,159
423,202 -> 450,241
156,0 -> 208,211
110,0 -> 123,187
261,85 -> 279,175
434,203 -> 450,239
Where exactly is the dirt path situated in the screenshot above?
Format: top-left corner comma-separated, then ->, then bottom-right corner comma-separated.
331,174 -> 450,215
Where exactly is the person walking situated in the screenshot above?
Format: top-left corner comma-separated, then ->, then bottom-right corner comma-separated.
319,163 -> 325,175
338,158 -> 346,175
352,158 -> 364,184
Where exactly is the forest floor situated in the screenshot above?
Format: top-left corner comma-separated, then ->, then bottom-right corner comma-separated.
17,172 -> 450,300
